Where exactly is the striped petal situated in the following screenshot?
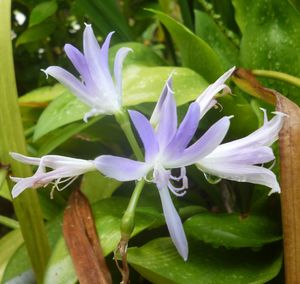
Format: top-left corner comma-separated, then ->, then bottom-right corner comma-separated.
94,155 -> 150,181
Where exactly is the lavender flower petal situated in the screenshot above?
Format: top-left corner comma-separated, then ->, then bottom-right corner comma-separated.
129,110 -> 159,162
158,185 -> 188,261
94,155 -> 150,181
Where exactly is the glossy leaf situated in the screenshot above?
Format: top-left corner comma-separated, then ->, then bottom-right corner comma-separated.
194,10 -> 239,68
29,1 -> 58,27
232,0 -> 300,103
148,9 -> 224,81
127,238 -> 282,284
184,212 -> 282,248
16,21 -> 56,47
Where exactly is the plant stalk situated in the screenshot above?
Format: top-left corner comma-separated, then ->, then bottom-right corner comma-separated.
0,1 -> 50,283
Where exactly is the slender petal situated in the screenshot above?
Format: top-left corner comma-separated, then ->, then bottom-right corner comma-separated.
156,92 -> 177,150
43,66 -> 93,104
158,185 -> 188,261
94,155 -> 150,181
99,31 -> 114,76
10,152 -> 40,165
150,74 -> 173,127
165,102 -> 200,159
167,116 -> 231,168
196,67 -> 235,118
114,47 -> 132,100
197,162 -> 280,194
11,176 -> 38,198
129,110 -> 159,162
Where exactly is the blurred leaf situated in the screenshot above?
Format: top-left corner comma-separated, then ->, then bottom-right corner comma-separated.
288,0 -> 300,14
19,84 -> 68,107
148,9 -> 224,82
109,42 -> 167,67
44,196 -> 164,284
16,21 -> 56,47
194,10 -> 239,68
0,230 -> 23,282
34,66 -> 208,141
29,1 -> 58,27
80,171 -> 121,204
232,0 -> 300,102
75,0 -> 131,42
184,212 -> 282,248
127,238 -> 282,284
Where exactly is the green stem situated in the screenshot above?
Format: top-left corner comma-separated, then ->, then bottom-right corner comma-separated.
120,179 -> 145,240
252,69 -> 300,88
0,1 -> 50,283
115,110 -> 144,161
0,215 -> 20,230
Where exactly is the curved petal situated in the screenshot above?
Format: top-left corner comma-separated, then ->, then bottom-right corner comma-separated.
197,161 -> 280,194
44,66 -> 92,105
158,186 -> 188,261
94,155 -> 150,181
165,102 -> 200,159
64,44 -> 94,89
156,92 -> 177,150
150,74 -> 173,127
114,47 -> 132,100
204,145 -> 275,165
196,67 -> 235,118
128,110 -> 159,162
11,176 -> 36,198
10,152 -> 40,166
167,116 -> 231,168
100,31 -> 114,75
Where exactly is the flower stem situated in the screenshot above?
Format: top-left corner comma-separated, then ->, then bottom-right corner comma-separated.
115,110 -> 144,161
0,2 -> 50,283
0,215 -> 19,230
252,69 -> 300,88
120,179 -> 145,241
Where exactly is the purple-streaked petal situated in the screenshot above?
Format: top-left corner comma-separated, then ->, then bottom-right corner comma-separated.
205,145 -> 275,165
128,110 -> 159,162
43,66 -> 92,104
196,67 -> 235,118
156,93 -> 177,150
94,155 -> 150,181
165,102 -> 200,158
10,152 -> 40,165
114,47 -> 132,100
83,25 -> 114,88
197,161 -> 280,194
64,44 -> 94,88
166,116 -> 231,168
216,111 -> 286,152
11,176 -> 36,198
100,31 -> 114,74
150,74 -> 173,127
158,185 -> 188,261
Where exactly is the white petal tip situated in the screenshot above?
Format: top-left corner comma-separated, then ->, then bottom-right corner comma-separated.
40,69 -> 49,79
84,22 -> 92,28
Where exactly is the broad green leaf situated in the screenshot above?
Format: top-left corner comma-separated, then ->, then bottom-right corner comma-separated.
36,116 -> 102,155
0,230 -> 23,282
109,42 -> 167,67
184,212 -> 282,248
33,93 -> 90,141
44,197 -> 164,284
80,171 -> 122,204
75,0 -> 131,42
148,9 -> 224,81
127,238 -> 282,284
232,0 -> 300,103
33,66 -> 208,140
194,10 -> 239,68
29,1 -> 58,27
16,21 -> 56,47
19,84 -> 68,107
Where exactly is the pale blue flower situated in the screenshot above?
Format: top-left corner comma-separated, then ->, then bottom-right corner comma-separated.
10,153 -> 95,198
94,76 -> 232,260
43,25 -> 132,122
